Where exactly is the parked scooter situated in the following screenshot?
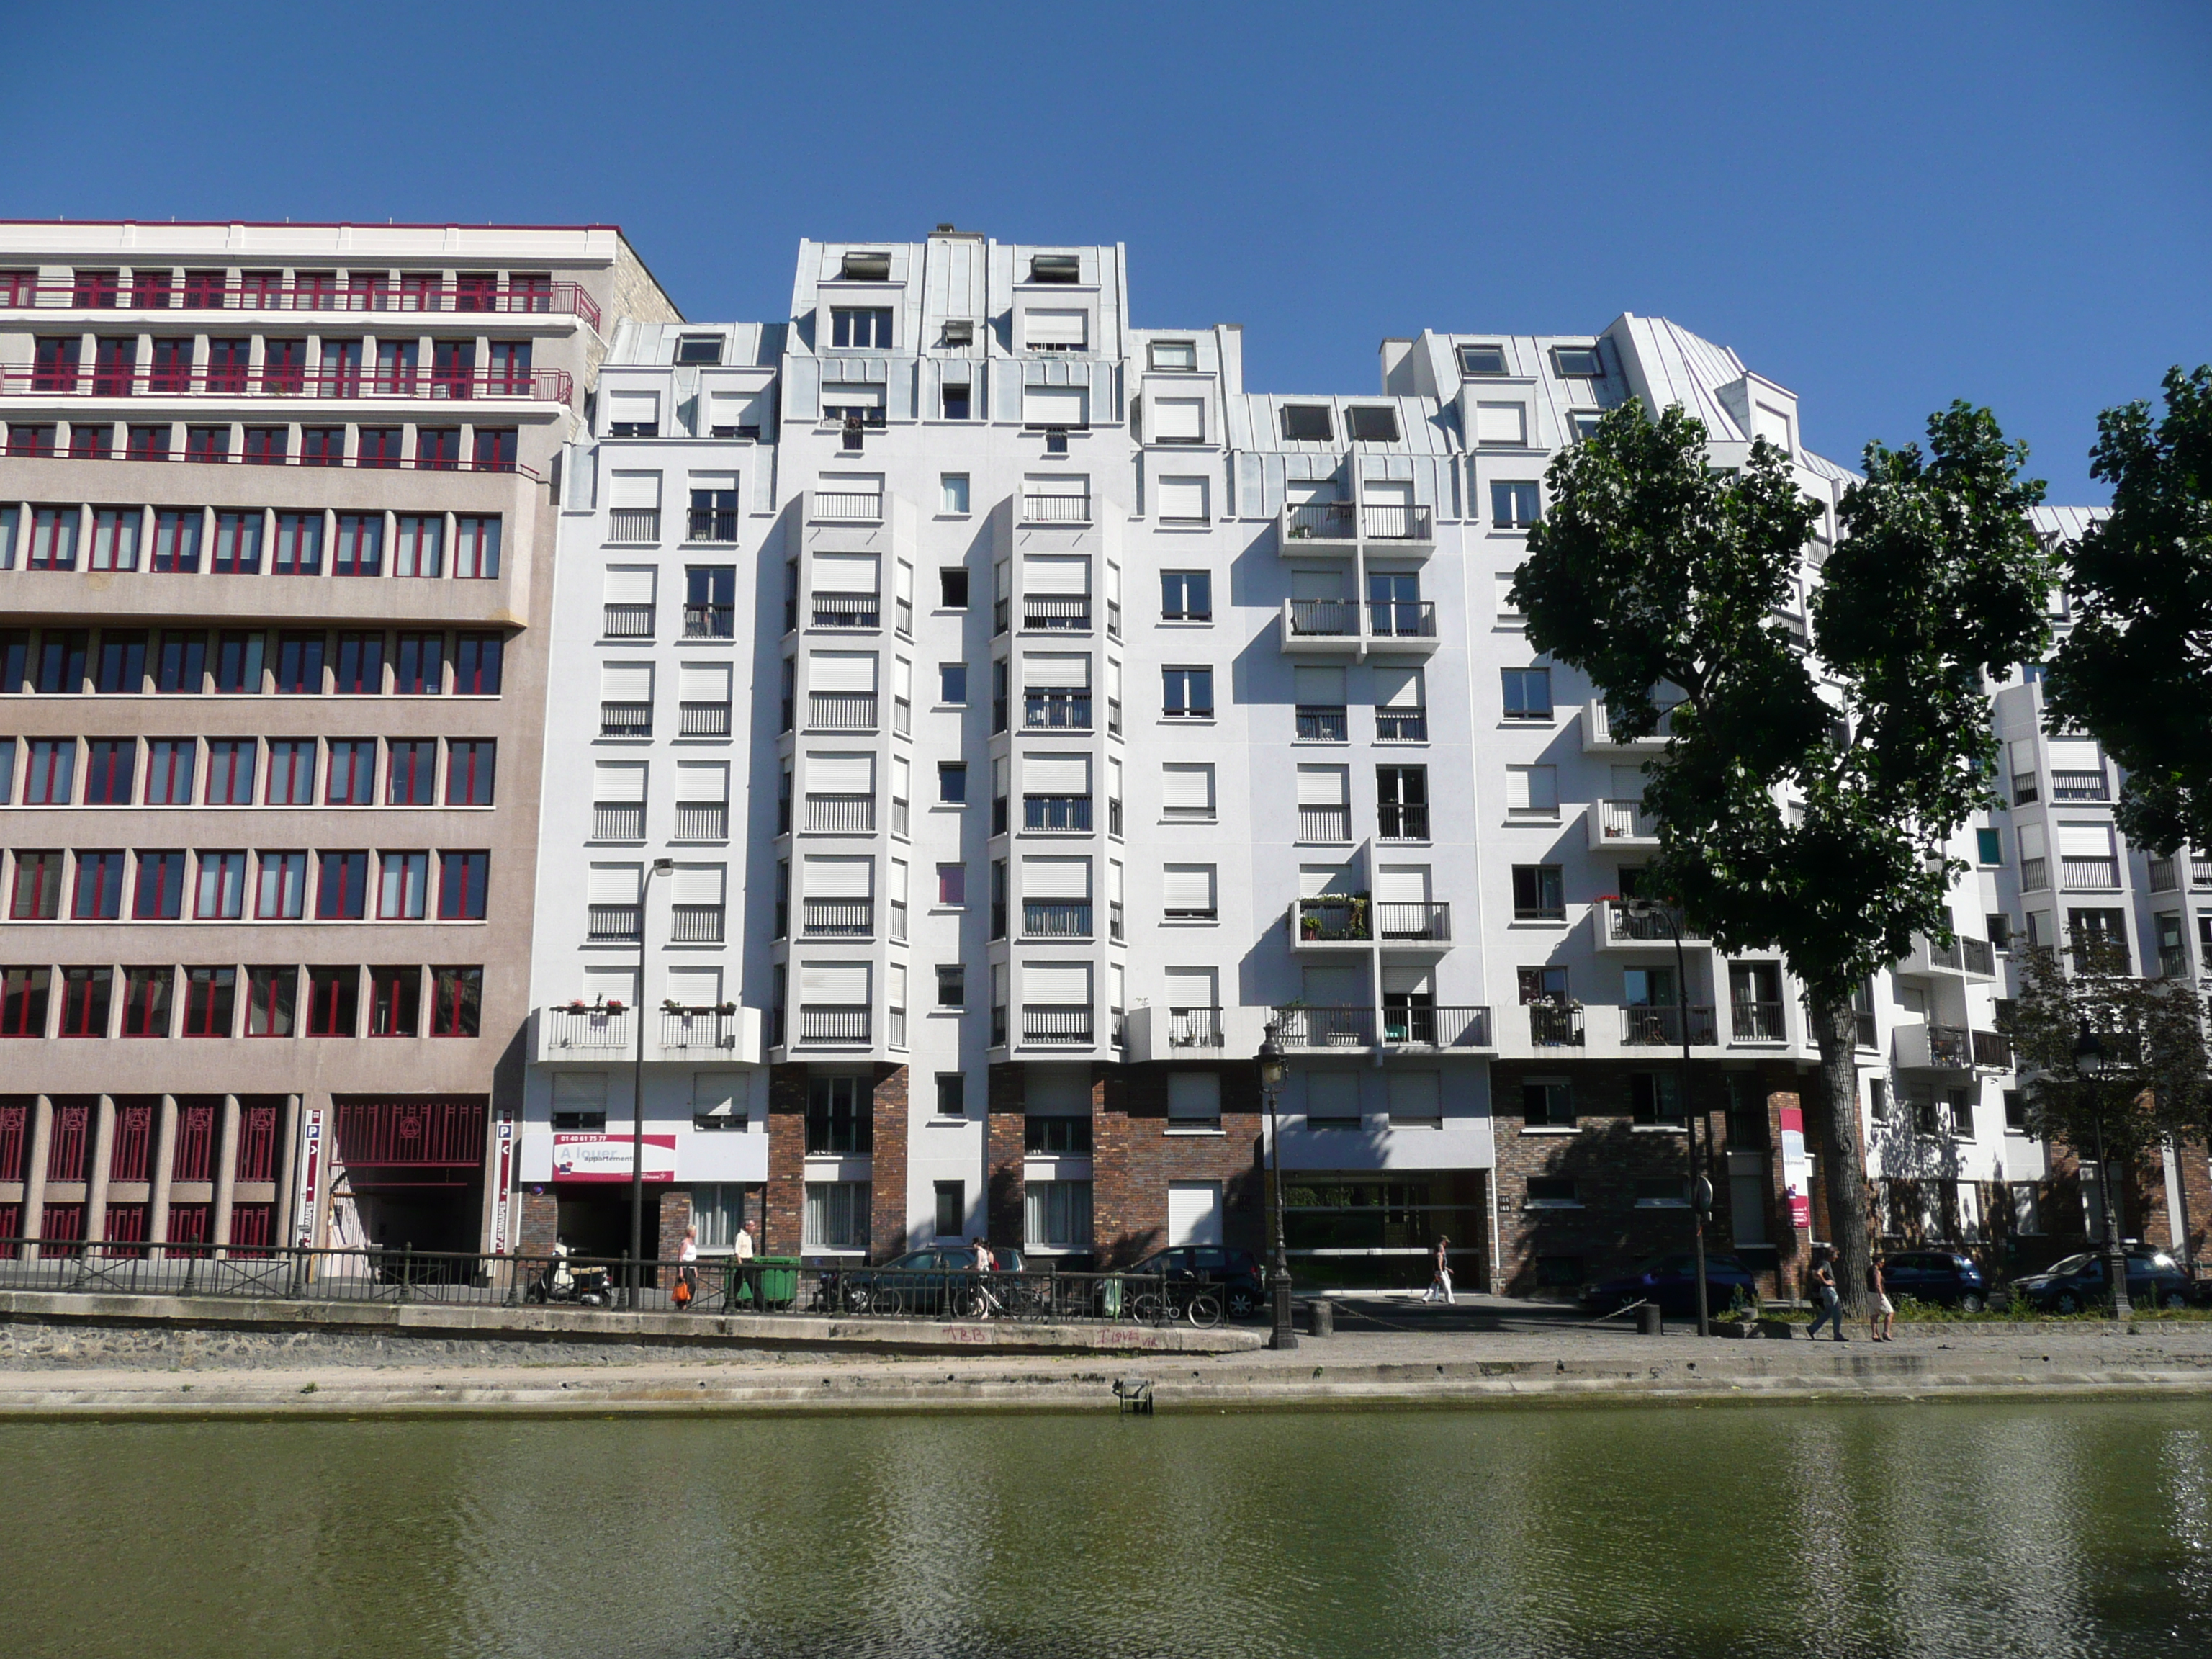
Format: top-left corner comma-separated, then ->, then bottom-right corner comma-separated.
527,1240 -> 613,1307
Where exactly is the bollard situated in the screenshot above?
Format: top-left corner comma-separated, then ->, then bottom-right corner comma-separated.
1637,1303 -> 1663,1336
1307,1299 -> 1334,1338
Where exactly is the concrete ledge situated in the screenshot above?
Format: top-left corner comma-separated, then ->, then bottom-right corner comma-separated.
0,1290 -> 1267,1357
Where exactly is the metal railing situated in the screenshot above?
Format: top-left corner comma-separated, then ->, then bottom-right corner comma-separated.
0,439 -> 539,480
673,803 -> 727,842
1168,1007 -> 1223,1048
679,701 -> 730,738
587,903 -> 642,943
1915,1025 -> 1973,1069
2013,771 -> 2040,805
1377,803 -> 1429,841
1363,503 -> 1433,540
2063,857 -> 2121,891
683,603 -> 735,639
1288,598 -> 1360,637
606,508 -> 660,544
593,803 -> 644,842
799,1005 -> 871,1045
1972,1029 -> 2012,1069
670,904 -> 724,943
2149,858 -> 2178,892
1,276 -> 601,327
543,1005 -> 634,1050
1283,501 -> 1355,541
716,1263 -> 1223,1327
1622,1004 -> 1719,1046
811,593 -> 880,629
1377,901 -> 1450,941
1299,804 -> 1351,843
686,508 -> 739,544
662,1010 -> 741,1051
1732,1000 -> 1786,1042
1023,794 -> 1092,832
1023,1005 -> 1095,1045
802,899 -> 874,938
1296,705 -> 1348,742
1023,902 -> 1092,938
1586,702 -> 1680,745
1367,601 -> 1437,639
1382,1004 -> 1492,1047
1024,596 -> 1091,631
1375,709 -> 1427,742
2,363 -> 573,403
804,794 -> 875,833
809,691 -> 877,730
1601,902 -> 1691,943
1024,691 -> 1092,729
2195,855 -> 2212,889
1528,1002 -> 1586,1047
2051,770 -> 2109,801
1273,1006 -> 1377,1048
600,701 -> 652,738
1596,799 -> 1655,840
2021,855 -> 2050,892
1295,896 -> 1368,940
602,603 -> 655,639
1022,493 -> 1090,524
1961,936 -> 1996,975
811,491 -> 883,522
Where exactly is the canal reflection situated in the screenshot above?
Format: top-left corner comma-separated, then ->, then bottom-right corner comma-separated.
4,1399 -> 2211,1658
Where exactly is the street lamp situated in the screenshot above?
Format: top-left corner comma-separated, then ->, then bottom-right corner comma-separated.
1626,893 -> 1711,1336
626,856 -> 675,1309
2073,1018 -> 2131,1318
1257,1021 -> 1298,1349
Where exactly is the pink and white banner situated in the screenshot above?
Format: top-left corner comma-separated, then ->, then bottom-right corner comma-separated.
552,1133 -> 676,1184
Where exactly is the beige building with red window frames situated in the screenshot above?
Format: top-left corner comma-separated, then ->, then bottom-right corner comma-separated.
0,220 -> 677,1255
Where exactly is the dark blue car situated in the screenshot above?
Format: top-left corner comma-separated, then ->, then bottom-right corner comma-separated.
2009,1250 -> 2196,1314
1583,1253 -> 1759,1318
1880,1250 -> 1990,1310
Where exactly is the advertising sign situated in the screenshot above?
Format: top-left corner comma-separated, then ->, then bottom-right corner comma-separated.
552,1133 -> 676,1183
1778,1104 -> 1814,1231
489,1109 -> 516,1253
293,1107 -> 324,1247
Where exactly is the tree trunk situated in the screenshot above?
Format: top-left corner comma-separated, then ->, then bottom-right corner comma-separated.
1807,988 -> 1873,1318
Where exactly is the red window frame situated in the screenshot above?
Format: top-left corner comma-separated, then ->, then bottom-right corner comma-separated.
377,851 -> 429,920
437,851 -> 489,920
264,739 -> 316,806
194,851 -> 247,920
133,850 -> 186,919
274,631 -> 324,693
415,427 -> 460,471
148,338 -> 192,393
46,1102 -> 91,1181
255,850 -> 307,920
444,739 -> 495,806
83,739 -> 135,804
10,851 -> 63,919
134,270 -> 176,309
28,507 -> 78,570
302,426 -> 345,466
25,738 -> 75,804
430,966 -> 482,1037
204,738 -> 257,805
260,338 -> 306,395
393,633 -> 444,695
32,336 -> 81,392
334,513 -> 383,574
454,634 -> 503,695
70,850 -> 125,919
1,968 -> 51,1035
173,1104 -> 216,1181
325,739 -> 377,805
315,851 -> 368,920
368,966 -> 420,1037
152,510 -> 202,572
393,513 -> 442,577
109,1102 -> 154,1181
72,269 -> 120,307
453,515 -> 500,579
333,633 -> 382,692
244,968 -> 295,1038
127,423 -> 170,459
181,968 -> 236,1038
91,336 -> 136,395
243,426 -> 287,465
386,739 -> 437,805
71,423 -> 114,459
58,967 -> 111,1037
204,338 -> 251,394
211,509 -> 262,575
471,427 -> 517,472
121,967 -> 173,1036
145,738 -> 196,803
307,967 -> 358,1037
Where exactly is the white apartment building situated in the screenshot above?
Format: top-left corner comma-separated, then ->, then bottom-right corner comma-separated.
517,230 -> 2191,1294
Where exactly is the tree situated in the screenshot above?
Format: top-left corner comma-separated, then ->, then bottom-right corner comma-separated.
1513,401 -> 2054,1314
2000,940 -> 2211,1277
2046,366 -> 2212,858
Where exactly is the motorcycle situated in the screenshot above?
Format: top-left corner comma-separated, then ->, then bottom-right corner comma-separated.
526,1241 -> 613,1307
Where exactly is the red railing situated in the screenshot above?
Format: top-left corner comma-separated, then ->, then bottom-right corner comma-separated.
0,364 -> 573,404
332,1099 -> 485,1169
1,279 -> 601,330
173,1102 -> 217,1182
235,1103 -> 279,1182
47,1102 -> 91,1183
110,1102 -> 153,1183
0,1104 -> 26,1183
0,439 -> 541,482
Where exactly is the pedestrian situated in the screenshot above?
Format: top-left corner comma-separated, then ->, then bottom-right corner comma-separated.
673,1223 -> 700,1310
733,1220 -> 755,1264
1868,1254 -> 1894,1342
1807,1250 -> 1847,1341
1421,1235 -> 1455,1304
971,1236 -> 994,1274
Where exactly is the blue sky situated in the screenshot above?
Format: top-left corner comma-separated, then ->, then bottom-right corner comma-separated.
4,1 -> 2205,503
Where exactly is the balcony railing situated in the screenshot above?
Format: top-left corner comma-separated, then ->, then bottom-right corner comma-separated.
1362,503 -> 1434,541
662,1009 -> 741,1051
2195,855 -> 2212,889
1971,1029 -> 2012,1069
599,702 -> 652,738
1168,1007 -> 1223,1049
1377,803 -> 1429,842
1595,799 -> 1656,842
683,603 -> 735,639
1731,1000 -> 1786,1042
587,903 -> 641,943
1,364 -> 573,403
1599,901 -> 1694,944
1366,601 -> 1437,639
1376,901 -> 1450,941
1274,1005 -> 1376,1048
592,803 -> 644,842
2063,857 -> 2121,891
1961,936 -> 1996,975
1022,493 -> 1091,525
542,1005 -> 632,1050
687,508 -> 739,544
1296,705 -> 1348,742
2021,855 -> 2050,892
809,691 -> 878,731
1295,896 -> 1368,941
606,508 -> 660,544
1023,794 -> 1092,832
2149,858 -> 2178,892
1023,1004 -> 1094,1045
2,276 -> 601,327
1287,598 -> 1360,638
1022,902 -> 1092,938
1528,1002 -> 1586,1047
1622,1004 -> 1719,1046
1382,1004 -> 1492,1048
1905,1024 -> 1974,1069
1024,691 -> 1092,729
678,701 -> 730,738
1375,709 -> 1427,742
1023,595 -> 1092,631
2051,770 -> 2110,801
673,802 -> 727,842
805,793 -> 875,833
1282,501 -> 1355,543
811,593 -> 880,629
602,603 -> 655,639
2013,771 -> 2040,806
799,1005 -> 871,1045
670,904 -> 724,943
1298,804 -> 1351,843
1586,701 -> 1680,747
802,898 -> 874,938
811,491 -> 882,522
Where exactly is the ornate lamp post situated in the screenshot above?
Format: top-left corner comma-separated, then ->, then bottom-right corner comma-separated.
1627,894 -> 1711,1336
626,856 -> 675,1309
1257,1021 -> 1298,1349
2073,1019 -> 2131,1318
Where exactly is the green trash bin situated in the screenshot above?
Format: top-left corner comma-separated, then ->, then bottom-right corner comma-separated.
750,1256 -> 800,1310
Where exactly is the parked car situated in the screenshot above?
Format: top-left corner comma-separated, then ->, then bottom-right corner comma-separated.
2008,1250 -> 2196,1313
824,1246 -> 1030,1318
1880,1250 -> 1991,1310
1582,1254 -> 1760,1318
1126,1246 -> 1268,1319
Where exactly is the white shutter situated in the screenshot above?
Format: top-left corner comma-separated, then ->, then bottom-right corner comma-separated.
676,662 -> 730,703
1162,865 -> 1216,912
675,760 -> 727,804
1295,765 -> 1348,806
1023,857 -> 1091,899
1150,398 -> 1204,441
1381,966 -> 1431,994
1475,402 -> 1527,445
1306,1073 -> 1359,1120
888,961 -> 907,1007
1023,555 -> 1089,594
600,662 -> 652,701
670,864 -> 724,905
2046,737 -> 2102,772
2056,822 -> 2116,859
895,561 -> 913,603
1156,477 -> 1208,520
608,390 -> 657,427
1163,967 -> 1216,1007
894,656 -> 912,698
1022,652 -> 1090,688
1508,765 -> 1557,811
1107,658 -> 1122,699
1167,1182 -> 1223,1246
1295,666 -> 1346,703
555,1073 -> 611,1111
706,391 -> 750,431
1022,386 -> 1087,426
812,552 -> 879,592
891,753 -> 911,801
1388,1071 -> 1442,1120
803,856 -> 873,899
1364,480 -> 1413,506
808,752 -> 875,793
1024,309 -> 1088,347
821,381 -> 884,408
1168,1073 -> 1221,1120
1025,754 -> 1090,794
2018,822 -> 2046,860
603,566 -> 656,604
1375,865 -> 1429,903
1110,860 -> 1125,903
1024,962 -> 1091,1003
1375,666 -> 1424,709
593,761 -> 647,803
608,470 -> 661,508
587,863 -> 640,903
1161,763 -> 1214,814
1298,864 -> 1347,898
809,652 -> 878,692
799,961 -> 870,1002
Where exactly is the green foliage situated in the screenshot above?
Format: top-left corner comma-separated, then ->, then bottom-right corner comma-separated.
2046,365 -> 2212,857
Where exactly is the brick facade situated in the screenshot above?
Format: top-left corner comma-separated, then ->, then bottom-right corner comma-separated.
865,1065 -> 909,1263
518,1189 -> 558,1255
764,1064 -> 806,1256
1091,1060 -> 1264,1266
656,1187 -> 693,1263
985,1063 -> 1026,1248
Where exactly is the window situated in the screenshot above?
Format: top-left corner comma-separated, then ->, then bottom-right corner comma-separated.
1156,477 -> 1209,522
1524,1177 -> 1579,1209
1977,828 -> 2002,866
936,966 -> 965,1009
1161,570 -> 1211,621
1635,1177 -> 1689,1209
806,1075 -> 873,1154
394,515 -> 443,578
1149,397 -> 1205,443
1162,863 -> 1218,922
455,634 -> 503,695
1,966 -> 50,1035
71,850 -> 125,920
1512,864 -> 1565,920
439,851 -> 490,920
133,850 -> 186,919
302,427 -> 344,467
804,1181 -> 871,1252
1163,667 -> 1213,719
1346,406 -> 1400,442
937,864 -> 966,907
1149,339 -> 1197,370
938,763 -> 967,805
153,631 -> 205,694
1630,1072 -> 1686,1126
246,967 -> 297,1038
368,967 -> 419,1037
830,307 -> 893,349
387,739 -> 438,806
377,852 -> 430,920
182,967 -> 236,1038
1570,411 -> 1604,441
315,851 -> 369,920
1492,482 -> 1541,528
446,739 -> 495,806
473,428 -> 518,473
122,967 -> 171,1038
84,738 -> 135,805
454,517 -> 500,579
151,511 -> 202,575
941,382 -> 971,421
1521,1079 -> 1574,1128
194,851 -> 247,920
325,740 -> 377,804
1162,763 -> 1216,822
938,568 -> 969,611
1552,346 -> 1603,379
204,739 -> 257,806
1377,766 -> 1429,840
335,513 -> 382,575
675,335 -> 723,365
1501,667 -> 1552,720
306,967 -> 357,1038
211,511 -> 262,575
255,852 -> 307,920
939,662 -> 967,706
1168,1071 -> 1222,1128
213,631 -> 263,693
430,967 -> 481,1037
335,633 -> 383,695
1458,344 -> 1507,376
274,632 -> 325,695
1506,765 -> 1558,817
1281,405 -> 1334,442
395,633 -> 444,695
930,1179 -> 967,1241
273,512 -> 323,576
1987,912 -> 2014,953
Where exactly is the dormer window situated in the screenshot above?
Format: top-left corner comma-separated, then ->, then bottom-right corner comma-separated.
1458,344 -> 1508,376
1346,407 -> 1399,443
830,307 -> 894,349
1281,405 -> 1334,443
675,336 -> 723,365
840,251 -> 892,281
943,318 -> 975,346
1552,346 -> 1602,379
1029,253 -> 1080,284
1149,340 -> 1197,371
1024,309 -> 1087,352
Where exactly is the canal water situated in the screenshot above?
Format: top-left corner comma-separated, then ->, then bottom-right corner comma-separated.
4,1399 -> 2211,1658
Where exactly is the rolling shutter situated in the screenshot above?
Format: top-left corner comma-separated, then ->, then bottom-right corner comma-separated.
1388,1071 -> 1441,1119
803,857 -> 873,898
808,752 -> 875,793
1375,865 -> 1429,902
1295,666 -> 1346,703
799,962 -> 870,1002
587,863 -> 639,904
2046,737 -> 2102,773
678,662 -> 730,701
1163,967 -> 1216,1007
600,662 -> 652,701
1475,402 -> 1527,445
1161,763 -> 1214,814
822,381 -> 884,409
1022,652 -> 1090,688
809,652 -> 878,691
813,552 -> 878,592
1023,857 -> 1091,899
1150,398 -> 1203,441
1374,666 -> 1424,709
2056,822 -> 2115,859
1025,309 -> 1088,347
1156,477 -> 1208,520
603,566 -> 655,603
1161,865 -> 1216,912
675,760 -> 727,803
1296,765 -> 1348,806
1024,962 -> 1091,1003
593,761 -> 647,802
608,390 -> 657,427
1024,555 -> 1089,593
1307,1074 -> 1359,1119
670,864 -> 724,905
1022,386 -> 1087,426
608,471 -> 661,508
1025,753 -> 1090,794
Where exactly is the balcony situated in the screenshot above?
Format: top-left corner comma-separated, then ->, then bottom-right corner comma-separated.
2196,855 -> 2212,889
1273,1006 -> 1377,1049
1023,596 -> 1092,631
801,898 -> 874,938
1730,1000 -> 1787,1043
2149,858 -> 2178,892
1381,1004 -> 1493,1049
797,1005 -> 871,1046
1283,598 -> 1360,648
4,276 -> 602,328
1591,899 -> 1706,950
600,702 -> 652,738
1902,935 -> 1997,976
1293,896 -> 1370,944
1621,1004 -> 1719,1046
2063,857 -> 2121,891
1365,601 -> 1439,648
2021,855 -> 2050,892
592,803 -> 644,842
670,904 -> 725,943
540,1004 -> 633,1052
1894,1022 -> 1972,1071
683,603 -> 735,640
1359,503 -> 1435,544
673,802 -> 727,842
1587,798 -> 1659,850
1298,804 -> 1351,844
1023,794 -> 1092,832
2013,772 -> 2040,806
587,903 -> 641,943
1582,700 -> 1680,752
1274,500 -> 1435,551
1021,493 -> 1091,526
1168,1007 -> 1223,1049
1377,803 -> 1429,842
679,701 -> 731,738
810,490 -> 883,523
804,793 -> 876,834
1375,708 -> 1427,742
1377,902 -> 1450,942
0,363 -> 574,404
1023,691 -> 1092,731
606,508 -> 660,544
1023,902 -> 1092,938
687,508 -> 739,544
1527,1002 -> 1586,1048
602,603 -> 655,640
1296,705 -> 1348,742
660,1007 -> 745,1053
1280,599 -> 1440,657
808,691 -> 878,732
811,593 -> 880,630
1971,1029 -> 2013,1069
2051,770 -> 2110,802
1023,1005 -> 1095,1046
